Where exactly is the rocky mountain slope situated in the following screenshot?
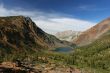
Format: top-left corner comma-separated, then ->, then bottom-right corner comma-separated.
74,18 -> 110,46
55,30 -> 81,41
0,16 -> 73,54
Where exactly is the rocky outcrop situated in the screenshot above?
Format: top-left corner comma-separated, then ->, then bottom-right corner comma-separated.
0,62 -> 41,73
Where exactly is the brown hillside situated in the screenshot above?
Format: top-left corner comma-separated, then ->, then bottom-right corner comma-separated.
74,18 -> 110,46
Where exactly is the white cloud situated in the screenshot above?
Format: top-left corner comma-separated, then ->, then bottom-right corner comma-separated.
35,17 -> 96,34
0,4 -> 96,34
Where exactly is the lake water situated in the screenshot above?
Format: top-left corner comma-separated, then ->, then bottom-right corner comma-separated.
53,47 -> 73,53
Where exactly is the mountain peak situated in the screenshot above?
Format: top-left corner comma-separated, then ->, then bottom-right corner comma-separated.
0,16 -> 32,22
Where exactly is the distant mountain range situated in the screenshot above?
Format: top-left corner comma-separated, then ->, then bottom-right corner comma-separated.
55,30 -> 81,41
55,17 -> 110,47
0,16 -> 74,54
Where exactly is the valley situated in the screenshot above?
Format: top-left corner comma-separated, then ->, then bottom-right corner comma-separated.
0,16 -> 110,73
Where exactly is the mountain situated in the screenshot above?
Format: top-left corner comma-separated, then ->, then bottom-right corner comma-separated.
0,16 -> 74,54
74,18 -> 110,46
55,30 -> 81,41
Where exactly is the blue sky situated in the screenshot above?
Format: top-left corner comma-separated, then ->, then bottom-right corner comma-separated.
0,0 -> 110,34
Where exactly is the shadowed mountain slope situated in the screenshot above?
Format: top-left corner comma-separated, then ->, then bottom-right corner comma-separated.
0,16 -> 74,54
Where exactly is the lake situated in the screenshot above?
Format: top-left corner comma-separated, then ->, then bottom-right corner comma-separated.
53,47 -> 73,53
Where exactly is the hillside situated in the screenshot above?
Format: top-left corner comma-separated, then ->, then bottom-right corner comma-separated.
71,30 -> 110,73
74,18 -> 110,46
0,16 -> 74,54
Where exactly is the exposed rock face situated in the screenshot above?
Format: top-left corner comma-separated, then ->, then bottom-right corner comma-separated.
0,16 -> 74,54
74,18 -> 110,46
55,30 -> 81,41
